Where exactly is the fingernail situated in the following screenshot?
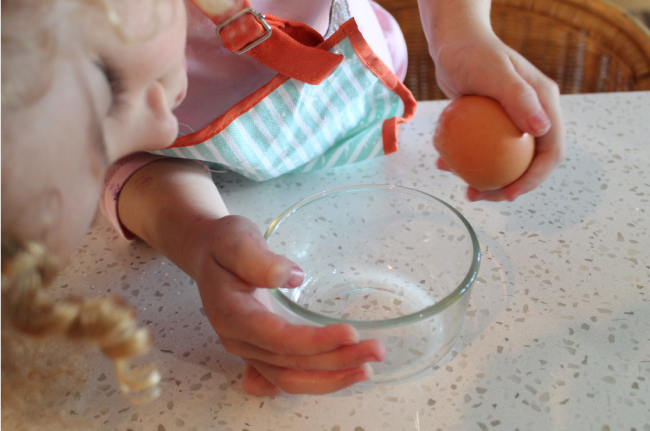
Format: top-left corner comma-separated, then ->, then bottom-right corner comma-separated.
527,110 -> 550,135
364,353 -> 383,363
287,267 -> 304,288
506,189 -> 521,202
339,326 -> 361,346
467,190 -> 482,202
351,363 -> 374,384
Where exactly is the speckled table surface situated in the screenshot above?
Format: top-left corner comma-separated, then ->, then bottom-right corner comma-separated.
7,92 -> 649,431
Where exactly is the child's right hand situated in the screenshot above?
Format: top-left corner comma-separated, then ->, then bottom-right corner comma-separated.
189,215 -> 385,396
117,159 -> 384,395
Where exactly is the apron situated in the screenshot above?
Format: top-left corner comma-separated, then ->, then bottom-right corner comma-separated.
152,0 -> 417,181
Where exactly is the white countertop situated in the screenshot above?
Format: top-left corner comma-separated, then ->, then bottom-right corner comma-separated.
7,91 -> 649,431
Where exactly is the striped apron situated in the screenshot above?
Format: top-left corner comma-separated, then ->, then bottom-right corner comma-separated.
152,0 -> 417,181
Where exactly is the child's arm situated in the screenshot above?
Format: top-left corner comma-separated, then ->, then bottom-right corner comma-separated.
116,158 -> 383,395
417,0 -> 565,202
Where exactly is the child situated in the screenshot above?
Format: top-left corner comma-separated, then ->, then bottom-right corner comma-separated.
103,0 -> 565,396
1,0 -> 190,409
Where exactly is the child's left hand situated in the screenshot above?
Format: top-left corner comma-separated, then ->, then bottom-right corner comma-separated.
433,31 -> 566,202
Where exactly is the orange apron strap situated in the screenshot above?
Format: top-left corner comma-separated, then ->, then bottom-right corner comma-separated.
190,0 -> 343,85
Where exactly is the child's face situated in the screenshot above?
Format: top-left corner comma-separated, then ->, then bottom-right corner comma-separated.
1,0 -> 188,263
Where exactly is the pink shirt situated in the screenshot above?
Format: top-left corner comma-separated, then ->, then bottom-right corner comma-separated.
101,0 -> 407,239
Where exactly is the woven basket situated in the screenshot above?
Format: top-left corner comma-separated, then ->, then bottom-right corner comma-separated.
378,0 -> 650,100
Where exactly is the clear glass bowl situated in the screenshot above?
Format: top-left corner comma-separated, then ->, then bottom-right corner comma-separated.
265,185 -> 480,384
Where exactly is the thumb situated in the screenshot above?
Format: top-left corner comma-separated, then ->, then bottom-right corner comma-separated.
436,157 -> 452,172
213,215 -> 304,289
242,363 -> 281,396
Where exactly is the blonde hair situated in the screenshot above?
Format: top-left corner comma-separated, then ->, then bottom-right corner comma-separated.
1,238 -> 160,403
1,0 -> 235,111
1,1 -> 58,111
2,1 -> 161,406
1,0 -> 177,111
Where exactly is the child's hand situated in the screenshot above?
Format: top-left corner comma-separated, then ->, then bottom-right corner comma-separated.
117,159 -> 383,396
189,215 -> 385,396
433,32 -> 566,202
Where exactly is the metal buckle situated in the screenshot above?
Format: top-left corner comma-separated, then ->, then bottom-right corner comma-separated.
215,8 -> 272,55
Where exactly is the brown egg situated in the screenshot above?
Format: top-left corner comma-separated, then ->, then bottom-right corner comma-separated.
433,96 -> 535,191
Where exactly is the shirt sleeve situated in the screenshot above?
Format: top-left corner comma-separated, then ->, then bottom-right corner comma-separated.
347,0 -> 408,82
100,153 -> 165,240
369,0 -> 408,82
100,153 -> 211,240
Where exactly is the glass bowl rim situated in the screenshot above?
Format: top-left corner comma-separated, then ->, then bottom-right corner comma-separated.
265,184 -> 481,330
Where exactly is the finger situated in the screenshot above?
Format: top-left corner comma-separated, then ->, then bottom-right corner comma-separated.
510,54 -> 563,137
204,286 -> 371,357
467,138 -> 564,203
235,308 -> 364,355
465,147 -> 556,202
519,62 -> 566,157
477,52 -> 551,137
436,158 -> 452,172
242,363 -> 281,396
436,75 -> 460,100
467,187 -> 508,203
246,359 -> 373,395
505,60 -> 565,200
466,156 -> 554,202
223,338 -> 385,371
213,215 -> 304,288
501,144 -> 564,201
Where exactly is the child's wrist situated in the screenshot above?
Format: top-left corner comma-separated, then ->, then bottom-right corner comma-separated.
179,215 -> 224,279
430,26 -> 496,66
420,1 -> 494,63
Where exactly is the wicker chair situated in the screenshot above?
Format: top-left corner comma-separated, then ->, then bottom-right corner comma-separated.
378,0 -> 650,100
